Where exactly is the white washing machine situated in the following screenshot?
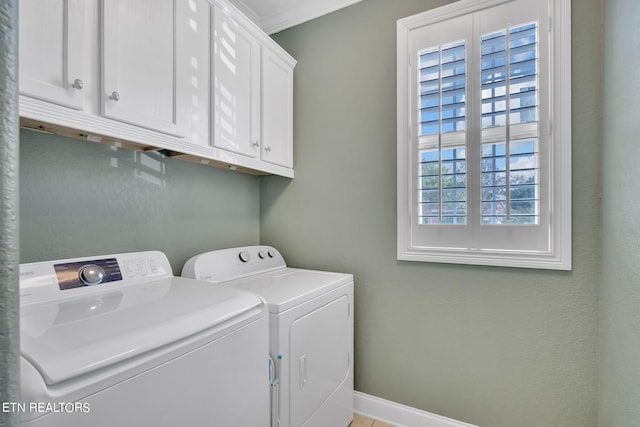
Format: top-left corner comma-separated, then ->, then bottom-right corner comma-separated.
19,251 -> 270,427
182,246 -> 354,427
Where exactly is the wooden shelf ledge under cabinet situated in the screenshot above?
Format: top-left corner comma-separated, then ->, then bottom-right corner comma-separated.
20,118 -> 272,177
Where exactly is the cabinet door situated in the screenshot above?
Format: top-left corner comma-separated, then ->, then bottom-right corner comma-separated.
261,47 -> 294,168
102,0 -> 184,137
19,0 -> 85,110
211,4 -> 260,158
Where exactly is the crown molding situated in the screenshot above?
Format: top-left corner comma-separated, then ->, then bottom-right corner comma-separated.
226,0 -> 261,26
229,0 -> 362,34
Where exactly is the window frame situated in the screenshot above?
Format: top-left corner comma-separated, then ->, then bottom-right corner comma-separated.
396,0 -> 572,270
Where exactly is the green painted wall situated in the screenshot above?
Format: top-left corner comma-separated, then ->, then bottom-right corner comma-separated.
600,0 -> 640,425
20,129 -> 261,273
262,0 -> 602,426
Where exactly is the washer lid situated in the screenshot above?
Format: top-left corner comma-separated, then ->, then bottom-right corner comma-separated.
20,277 -> 263,385
226,268 -> 353,313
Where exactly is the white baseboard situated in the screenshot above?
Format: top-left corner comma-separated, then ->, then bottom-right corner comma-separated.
353,392 -> 479,427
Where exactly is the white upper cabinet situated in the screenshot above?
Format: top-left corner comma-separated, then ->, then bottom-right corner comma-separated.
19,0 -> 86,110
211,3 -> 261,158
210,0 -> 296,172
102,0 -> 185,137
261,45 -> 295,168
19,0 -> 295,177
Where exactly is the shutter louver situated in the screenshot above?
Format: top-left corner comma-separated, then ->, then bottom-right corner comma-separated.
480,23 -> 539,225
418,41 -> 467,225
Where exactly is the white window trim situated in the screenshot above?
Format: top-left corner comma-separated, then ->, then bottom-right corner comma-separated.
396,0 -> 571,270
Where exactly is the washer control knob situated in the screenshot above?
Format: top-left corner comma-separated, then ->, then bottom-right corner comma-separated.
258,250 -> 266,259
239,251 -> 251,263
79,264 -> 105,286
267,250 -> 276,258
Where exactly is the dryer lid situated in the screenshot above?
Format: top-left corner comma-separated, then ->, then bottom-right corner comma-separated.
226,268 -> 353,313
20,276 -> 263,385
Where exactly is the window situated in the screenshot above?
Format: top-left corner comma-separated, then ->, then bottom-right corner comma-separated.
397,0 -> 571,269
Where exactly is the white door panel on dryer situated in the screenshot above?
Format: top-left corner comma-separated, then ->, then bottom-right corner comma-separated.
290,296 -> 350,427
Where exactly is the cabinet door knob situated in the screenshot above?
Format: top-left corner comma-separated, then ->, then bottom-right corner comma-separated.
265,146 -> 272,153
252,141 -> 260,148
72,79 -> 84,90
110,91 -> 120,102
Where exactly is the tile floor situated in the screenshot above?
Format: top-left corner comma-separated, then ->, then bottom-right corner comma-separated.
350,414 -> 395,427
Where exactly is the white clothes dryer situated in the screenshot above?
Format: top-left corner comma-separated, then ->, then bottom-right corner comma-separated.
182,246 -> 354,427
19,251 -> 270,427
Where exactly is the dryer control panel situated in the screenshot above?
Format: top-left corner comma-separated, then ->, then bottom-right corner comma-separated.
182,246 -> 287,283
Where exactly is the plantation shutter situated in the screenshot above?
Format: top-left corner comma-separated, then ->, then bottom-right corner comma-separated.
398,0 -> 571,269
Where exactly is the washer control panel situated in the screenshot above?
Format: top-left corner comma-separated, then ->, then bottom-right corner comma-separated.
20,251 -> 172,303
54,258 -> 122,290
